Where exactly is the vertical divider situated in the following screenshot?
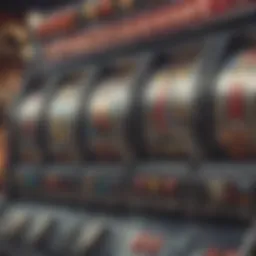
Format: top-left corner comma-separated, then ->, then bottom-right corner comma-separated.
76,66 -> 103,162
124,53 -> 160,214
191,31 -> 235,170
125,53 -> 158,160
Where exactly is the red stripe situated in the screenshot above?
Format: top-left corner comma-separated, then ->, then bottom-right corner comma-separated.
36,9 -> 77,38
44,1 -> 209,61
227,84 -> 244,120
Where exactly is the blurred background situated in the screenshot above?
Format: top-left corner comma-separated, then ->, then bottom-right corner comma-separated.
0,1 -> 72,189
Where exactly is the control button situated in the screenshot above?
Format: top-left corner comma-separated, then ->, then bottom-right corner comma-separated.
131,232 -> 164,255
25,213 -> 56,248
204,248 -> 221,256
0,210 -> 30,241
72,221 -> 107,255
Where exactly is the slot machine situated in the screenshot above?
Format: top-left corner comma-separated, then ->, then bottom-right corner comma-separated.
86,62 -> 135,161
142,57 -> 198,159
215,48 -> 256,159
46,71 -> 87,162
1,2 -> 256,256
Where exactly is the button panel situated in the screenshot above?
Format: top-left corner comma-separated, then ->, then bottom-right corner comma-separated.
0,204 -> 252,256
12,162 -> 256,219
131,232 -> 164,255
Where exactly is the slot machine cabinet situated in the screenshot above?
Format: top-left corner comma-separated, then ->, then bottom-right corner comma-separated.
214,48 -> 256,160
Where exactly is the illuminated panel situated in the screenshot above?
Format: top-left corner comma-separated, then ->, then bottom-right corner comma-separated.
36,0 -> 250,44
35,0 -> 171,39
35,0 -> 117,39
142,61 -> 197,158
17,94 -> 43,162
215,49 -> 256,159
87,67 -> 133,161
43,0 -> 229,62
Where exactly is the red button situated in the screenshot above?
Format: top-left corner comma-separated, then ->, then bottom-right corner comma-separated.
131,232 -> 164,254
